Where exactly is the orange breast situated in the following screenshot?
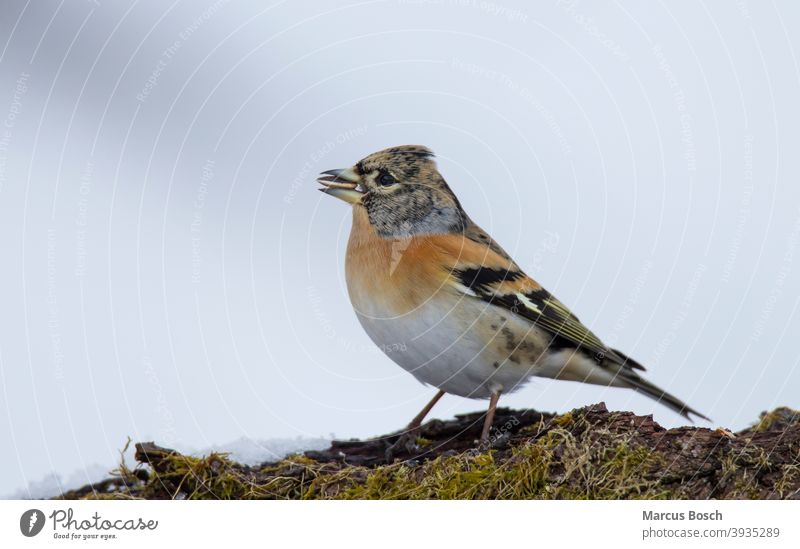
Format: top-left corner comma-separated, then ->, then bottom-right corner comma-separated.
344,206 -> 532,316
345,207 -> 449,315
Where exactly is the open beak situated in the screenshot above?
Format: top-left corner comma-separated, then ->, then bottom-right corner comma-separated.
317,167 -> 364,205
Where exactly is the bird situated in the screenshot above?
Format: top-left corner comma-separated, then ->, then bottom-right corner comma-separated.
317,144 -> 708,451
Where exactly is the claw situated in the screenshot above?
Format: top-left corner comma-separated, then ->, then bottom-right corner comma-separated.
384,430 -> 421,462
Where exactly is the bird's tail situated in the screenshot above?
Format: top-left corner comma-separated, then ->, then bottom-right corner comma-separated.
617,370 -> 710,422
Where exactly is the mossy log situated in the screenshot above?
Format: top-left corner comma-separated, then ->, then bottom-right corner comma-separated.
58,403 -> 800,500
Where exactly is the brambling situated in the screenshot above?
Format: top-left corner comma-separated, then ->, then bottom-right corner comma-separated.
318,145 -> 708,448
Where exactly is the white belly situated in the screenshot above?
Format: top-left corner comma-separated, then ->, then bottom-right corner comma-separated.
341,208 -> 617,399
349,287 -> 544,399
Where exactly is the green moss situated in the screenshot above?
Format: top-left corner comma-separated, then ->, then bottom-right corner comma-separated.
539,432 -> 665,499
773,463 -> 800,499
61,406 -> 799,500
87,422 -> 665,499
750,407 -> 800,433
752,410 -> 781,433
715,444 -> 782,499
325,443 -> 551,499
552,411 -> 574,428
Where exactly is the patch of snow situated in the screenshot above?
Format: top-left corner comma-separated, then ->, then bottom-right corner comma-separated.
196,436 -> 331,466
5,463 -> 112,500
4,436 -> 331,500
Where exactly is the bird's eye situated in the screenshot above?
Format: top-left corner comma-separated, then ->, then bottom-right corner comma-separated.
377,172 -> 396,186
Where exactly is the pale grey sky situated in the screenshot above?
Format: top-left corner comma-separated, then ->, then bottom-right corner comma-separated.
1,0 -> 799,497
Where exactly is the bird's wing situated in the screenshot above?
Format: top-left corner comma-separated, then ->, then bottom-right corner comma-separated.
432,230 -> 643,370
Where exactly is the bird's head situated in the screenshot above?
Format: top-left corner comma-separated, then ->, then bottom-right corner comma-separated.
317,145 -> 467,238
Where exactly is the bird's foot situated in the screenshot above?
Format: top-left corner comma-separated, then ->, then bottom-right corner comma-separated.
475,426 -> 511,453
476,436 -> 491,453
384,428 -> 421,462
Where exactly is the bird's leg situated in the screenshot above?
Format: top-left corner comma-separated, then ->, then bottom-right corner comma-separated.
479,389 -> 501,449
385,389 -> 445,461
407,389 -> 446,430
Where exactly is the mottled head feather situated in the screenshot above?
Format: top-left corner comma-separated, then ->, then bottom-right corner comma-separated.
353,145 -> 466,238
